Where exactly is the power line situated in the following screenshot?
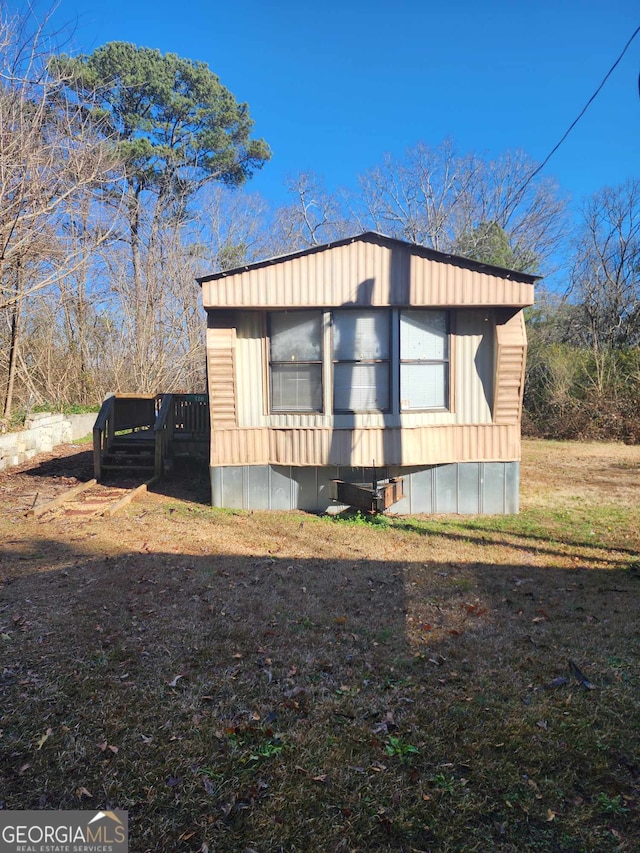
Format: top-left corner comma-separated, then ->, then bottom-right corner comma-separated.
515,23 -> 640,200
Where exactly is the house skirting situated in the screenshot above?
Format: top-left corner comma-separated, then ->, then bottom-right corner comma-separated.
210,461 -> 519,515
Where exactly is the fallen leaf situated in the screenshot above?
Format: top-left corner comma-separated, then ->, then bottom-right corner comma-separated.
527,780 -> 543,800
463,603 -> 487,616
168,674 -> 184,687
546,809 -> 556,821
108,744 -> 119,754
36,728 -> 53,750
77,786 -> 92,799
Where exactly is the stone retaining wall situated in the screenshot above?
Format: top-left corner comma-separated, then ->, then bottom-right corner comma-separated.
0,412 -> 97,472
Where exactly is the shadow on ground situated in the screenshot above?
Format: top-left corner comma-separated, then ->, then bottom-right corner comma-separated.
0,534 -> 638,852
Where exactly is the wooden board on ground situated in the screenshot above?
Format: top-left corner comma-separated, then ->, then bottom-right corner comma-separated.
26,479 -> 97,518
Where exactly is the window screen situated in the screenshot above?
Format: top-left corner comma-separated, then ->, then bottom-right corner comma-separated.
400,310 -> 449,410
269,311 -> 322,412
333,310 -> 390,412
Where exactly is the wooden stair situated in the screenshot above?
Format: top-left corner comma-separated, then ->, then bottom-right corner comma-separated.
93,393 -> 210,482
100,434 -> 155,475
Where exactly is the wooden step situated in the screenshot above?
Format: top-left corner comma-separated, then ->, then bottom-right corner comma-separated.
101,463 -> 155,472
106,448 -> 154,457
109,441 -> 155,451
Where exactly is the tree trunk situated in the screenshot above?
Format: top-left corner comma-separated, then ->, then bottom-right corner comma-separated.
3,261 -> 23,419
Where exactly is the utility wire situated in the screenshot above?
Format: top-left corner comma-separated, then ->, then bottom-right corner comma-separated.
515,23 -> 640,200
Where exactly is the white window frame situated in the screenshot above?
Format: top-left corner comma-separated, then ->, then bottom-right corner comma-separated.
268,311 -> 323,413
399,309 -> 450,412
332,308 -> 391,413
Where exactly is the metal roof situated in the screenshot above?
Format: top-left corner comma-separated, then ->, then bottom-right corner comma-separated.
196,231 -> 542,285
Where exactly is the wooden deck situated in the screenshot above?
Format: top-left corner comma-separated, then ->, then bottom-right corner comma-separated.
93,393 -> 209,481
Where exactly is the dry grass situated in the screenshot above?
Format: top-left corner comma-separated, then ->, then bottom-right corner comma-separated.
0,439 -> 639,852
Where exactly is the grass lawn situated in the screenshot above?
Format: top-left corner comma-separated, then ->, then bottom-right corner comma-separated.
0,439 -> 638,851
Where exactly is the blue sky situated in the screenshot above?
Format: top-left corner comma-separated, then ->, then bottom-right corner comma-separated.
40,0 -> 640,213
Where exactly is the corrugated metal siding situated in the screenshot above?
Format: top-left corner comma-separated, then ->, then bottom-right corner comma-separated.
206,326 -> 236,428
209,423 -> 520,467
211,461 -> 520,514
203,240 -> 534,309
232,308 -> 493,429
493,311 -> 527,424
454,310 -> 494,424
236,311 -> 265,427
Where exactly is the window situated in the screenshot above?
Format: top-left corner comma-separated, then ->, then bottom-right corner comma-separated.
268,308 -> 451,415
333,309 -> 390,412
269,311 -> 323,412
400,310 -> 449,410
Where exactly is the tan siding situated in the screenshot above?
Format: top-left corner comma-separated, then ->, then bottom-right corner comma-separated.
235,311 -> 265,427
206,326 -> 237,429
209,424 -> 520,467
493,311 -> 527,424
232,308 -> 494,430
454,310 -> 494,424
203,239 -> 534,309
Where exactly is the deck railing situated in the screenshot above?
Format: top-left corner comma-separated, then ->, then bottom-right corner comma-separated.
93,395 -> 116,480
93,392 -> 209,481
153,394 -> 174,478
171,394 -> 210,436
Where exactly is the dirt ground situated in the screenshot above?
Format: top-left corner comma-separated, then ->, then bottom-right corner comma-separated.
1,438 -> 639,852
1,437 -> 639,571
521,438 -> 640,507
1,436 -> 638,624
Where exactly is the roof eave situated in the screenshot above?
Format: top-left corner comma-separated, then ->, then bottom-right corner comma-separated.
196,231 -> 542,286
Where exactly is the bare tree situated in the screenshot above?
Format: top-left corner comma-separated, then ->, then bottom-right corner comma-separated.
198,183 -> 273,269
569,179 -> 640,351
355,140 -> 567,272
0,6 -> 117,418
356,140 -> 478,250
272,172 -> 354,253
453,149 -> 567,272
